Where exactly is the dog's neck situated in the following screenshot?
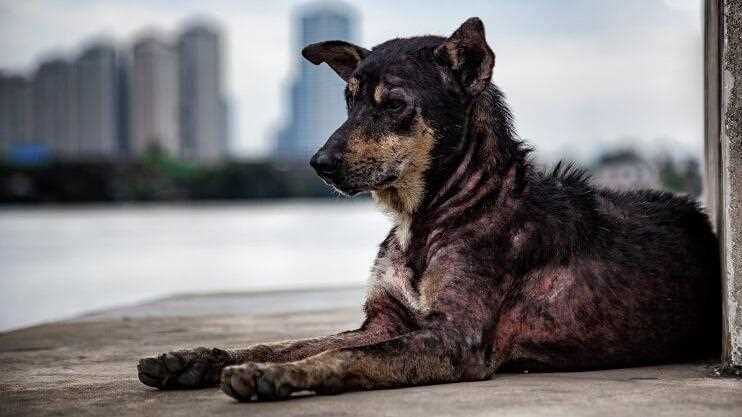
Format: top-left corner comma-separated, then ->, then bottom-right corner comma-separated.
373,84 -> 528,250
371,187 -> 419,250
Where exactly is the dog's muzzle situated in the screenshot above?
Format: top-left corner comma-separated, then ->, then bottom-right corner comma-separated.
310,150 -> 342,178
310,150 -> 351,194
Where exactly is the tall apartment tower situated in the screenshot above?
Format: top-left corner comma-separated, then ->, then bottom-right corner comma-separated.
177,23 -> 228,162
75,42 -> 126,159
32,59 -> 78,158
0,73 -> 34,152
131,34 -> 179,156
274,3 -> 356,162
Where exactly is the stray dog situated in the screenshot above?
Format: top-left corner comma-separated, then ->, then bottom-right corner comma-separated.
138,18 -> 720,401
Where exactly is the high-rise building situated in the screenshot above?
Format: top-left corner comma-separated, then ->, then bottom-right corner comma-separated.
177,23 -> 228,162
274,3 -> 357,162
75,42 -> 126,159
32,58 -> 78,158
0,73 -> 34,153
117,53 -> 130,158
131,34 -> 179,156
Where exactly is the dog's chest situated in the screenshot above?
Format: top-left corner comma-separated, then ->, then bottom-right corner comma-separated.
368,245 -> 429,314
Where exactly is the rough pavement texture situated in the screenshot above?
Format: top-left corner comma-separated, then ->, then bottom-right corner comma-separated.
1,291 -> 741,417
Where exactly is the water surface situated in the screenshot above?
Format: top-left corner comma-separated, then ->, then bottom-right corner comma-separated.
0,200 -> 390,331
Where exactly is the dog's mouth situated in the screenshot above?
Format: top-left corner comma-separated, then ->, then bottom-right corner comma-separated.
373,174 -> 399,190
317,172 -> 399,197
315,173 -> 363,197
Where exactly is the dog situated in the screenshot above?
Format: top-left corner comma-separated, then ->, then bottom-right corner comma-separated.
138,17 -> 720,401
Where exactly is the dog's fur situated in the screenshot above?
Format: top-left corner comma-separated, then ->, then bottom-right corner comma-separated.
138,18 -> 720,401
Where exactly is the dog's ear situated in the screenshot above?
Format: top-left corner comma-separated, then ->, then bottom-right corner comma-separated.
302,41 -> 370,81
434,17 -> 495,97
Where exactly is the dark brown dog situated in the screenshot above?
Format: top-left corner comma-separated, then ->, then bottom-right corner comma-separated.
138,18 -> 720,401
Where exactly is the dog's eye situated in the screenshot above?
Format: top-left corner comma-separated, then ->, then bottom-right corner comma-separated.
385,99 -> 406,113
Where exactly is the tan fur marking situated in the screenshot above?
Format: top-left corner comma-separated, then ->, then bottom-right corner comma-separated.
345,46 -> 362,63
371,249 -> 461,318
296,352 -> 350,388
369,117 -> 434,248
343,116 -> 434,248
417,267 -> 449,311
394,215 -> 413,250
367,241 -> 430,314
348,78 -> 359,95
303,347 -> 454,390
368,116 -> 435,217
373,82 -> 384,104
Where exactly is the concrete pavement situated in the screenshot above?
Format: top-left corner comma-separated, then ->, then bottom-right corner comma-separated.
1,288 -> 741,417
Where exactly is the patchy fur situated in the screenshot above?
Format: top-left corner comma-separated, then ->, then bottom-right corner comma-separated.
138,17 -> 721,402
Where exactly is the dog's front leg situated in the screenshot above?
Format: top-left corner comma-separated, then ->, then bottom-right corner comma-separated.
221,279 -> 496,401
221,325 -> 494,401
137,305 -> 408,390
138,329 -> 391,389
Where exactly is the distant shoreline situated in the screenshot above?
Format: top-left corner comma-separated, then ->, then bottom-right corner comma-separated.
0,195 -> 372,209
0,159 -> 340,204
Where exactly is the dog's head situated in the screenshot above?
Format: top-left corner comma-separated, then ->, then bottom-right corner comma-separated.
303,18 -> 495,212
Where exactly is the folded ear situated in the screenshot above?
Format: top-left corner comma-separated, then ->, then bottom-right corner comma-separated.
434,17 -> 495,97
302,41 -> 370,81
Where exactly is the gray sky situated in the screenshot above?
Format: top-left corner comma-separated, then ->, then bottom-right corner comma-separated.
0,0 -> 703,162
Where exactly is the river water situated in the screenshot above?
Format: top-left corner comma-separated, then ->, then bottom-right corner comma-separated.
0,200 -> 390,331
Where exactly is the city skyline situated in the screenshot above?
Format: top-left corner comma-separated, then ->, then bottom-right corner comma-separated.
0,0 -> 703,162
0,19 -> 229,163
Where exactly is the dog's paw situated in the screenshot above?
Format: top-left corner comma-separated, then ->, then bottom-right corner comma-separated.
220,363 -> 297,401
137,347 -> 231,389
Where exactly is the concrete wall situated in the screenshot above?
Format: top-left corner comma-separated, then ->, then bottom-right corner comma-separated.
705,0 -> 742,373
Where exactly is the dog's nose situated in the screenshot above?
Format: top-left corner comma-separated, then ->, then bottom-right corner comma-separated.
310,151 -> 341,175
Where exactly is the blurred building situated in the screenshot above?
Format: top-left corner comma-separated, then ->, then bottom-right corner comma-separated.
117,54 -> 130,158
131,34 -> 179,156
591,150 -> 661,191
0,73 -> 34,153
274,3 -> 357,162
177,23 -> 229,162
1,19 -> 230,163
32,59 -> 78,158
75,42 -> 128,159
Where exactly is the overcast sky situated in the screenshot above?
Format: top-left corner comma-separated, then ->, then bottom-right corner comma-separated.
0,0 -> 703,162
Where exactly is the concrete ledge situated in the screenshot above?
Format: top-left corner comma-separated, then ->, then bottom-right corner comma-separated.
705,0 -> 742,373
719,0 -> 742,374
1,292 -> 741,417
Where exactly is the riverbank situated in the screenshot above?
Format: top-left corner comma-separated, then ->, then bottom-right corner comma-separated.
1,289 -> 741,417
